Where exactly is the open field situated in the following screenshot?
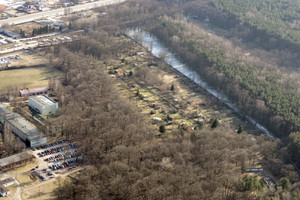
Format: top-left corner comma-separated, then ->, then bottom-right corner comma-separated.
0,51 -> 50,67
0,66 -> 63,89
21,174 -> 74,200
17,173 -> 39,188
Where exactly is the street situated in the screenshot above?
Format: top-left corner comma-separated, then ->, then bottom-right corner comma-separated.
0,0 -> 126,27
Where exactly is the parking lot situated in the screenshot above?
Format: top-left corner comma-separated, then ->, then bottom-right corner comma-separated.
30,140 -> 82,182
0,54 -> 20,64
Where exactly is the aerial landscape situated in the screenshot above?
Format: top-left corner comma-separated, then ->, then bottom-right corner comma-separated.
0,0 -> 298,199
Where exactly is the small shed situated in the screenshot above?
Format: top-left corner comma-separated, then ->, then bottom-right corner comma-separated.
0,186 -> 10,197
0,178 -> 15,187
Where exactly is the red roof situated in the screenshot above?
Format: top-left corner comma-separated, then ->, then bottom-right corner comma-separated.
20,87 -> 48,96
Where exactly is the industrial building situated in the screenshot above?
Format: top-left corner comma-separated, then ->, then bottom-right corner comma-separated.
29,94 -> 58,115
0,104 -> 47,147
19,87 -> 48,97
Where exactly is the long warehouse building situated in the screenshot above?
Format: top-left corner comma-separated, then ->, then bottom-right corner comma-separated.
0,104 -> 47,147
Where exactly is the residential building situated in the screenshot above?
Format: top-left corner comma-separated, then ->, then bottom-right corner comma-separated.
0,152 -> 34,171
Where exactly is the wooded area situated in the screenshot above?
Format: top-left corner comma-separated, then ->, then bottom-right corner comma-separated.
43,0 -> 300,199
149,17 -> 300,138
52,33 -> 299,200
182,0 -> 300,68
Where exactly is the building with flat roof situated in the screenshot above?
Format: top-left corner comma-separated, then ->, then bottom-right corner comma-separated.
0,104 -> 47,147
29,94 -> 58,115
0,177 -> 15,187
20,87 -> 48,97
0,177 -> 16,197
0,152 -> 34,170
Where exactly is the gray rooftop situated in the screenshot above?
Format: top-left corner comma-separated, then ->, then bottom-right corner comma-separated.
0,104 -> 11,116
7,116 -> 41,140
29,94 -> 56,107
0,103 -> 44,142
0,152 -> 33,167
0,178 -> 15,186
0,186 -> 9,193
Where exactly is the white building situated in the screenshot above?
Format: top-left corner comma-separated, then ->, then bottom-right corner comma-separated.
0,178 -> 15,187
29,94 -> 58,115
0,186 -> 9,197
0,177 -> 15,197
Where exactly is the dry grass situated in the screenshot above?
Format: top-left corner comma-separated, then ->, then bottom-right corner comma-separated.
21,176 -> 71,200
6,22 -> 44,36
16,173 -> 39,188
8,51 -> 50,67
0,185 -> 17,200
0,66 -> 63,89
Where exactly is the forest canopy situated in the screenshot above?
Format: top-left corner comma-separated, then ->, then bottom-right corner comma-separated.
211,0 -> 300,47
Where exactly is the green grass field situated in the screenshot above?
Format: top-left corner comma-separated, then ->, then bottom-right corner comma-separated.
0,67 -> 63,89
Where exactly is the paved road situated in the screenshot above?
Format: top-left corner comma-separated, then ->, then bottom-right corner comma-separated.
0,0 -> 126,27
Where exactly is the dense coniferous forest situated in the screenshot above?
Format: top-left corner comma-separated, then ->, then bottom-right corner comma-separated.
45,0 -> 300,199
211,0 -> 300,47
148,17 -> 300,138
182,0 -> 300,68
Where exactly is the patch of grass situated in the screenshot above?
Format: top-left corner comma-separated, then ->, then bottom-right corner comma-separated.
16,173 -> 38,188
21,176 -> 71,200
0,66 -> 63,89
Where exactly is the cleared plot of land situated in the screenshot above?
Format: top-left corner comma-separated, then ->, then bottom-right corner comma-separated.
0,66 -> 63,89
5,21 -> 44,36
21,176 -> 72,200
16,173 -> 39,188
0,51 -> 49,67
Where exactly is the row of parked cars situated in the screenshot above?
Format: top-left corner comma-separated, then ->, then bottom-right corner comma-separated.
44,150 -> 77,161
34,140 -> 66,150
0,54 -> 20,64
38,146 -> 67,157
51,153 -> 80,163
49,158 -> 79,171
38,143 -> 77,157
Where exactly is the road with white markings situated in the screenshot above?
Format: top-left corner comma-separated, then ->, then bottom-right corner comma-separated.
0,0 -> 126,27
